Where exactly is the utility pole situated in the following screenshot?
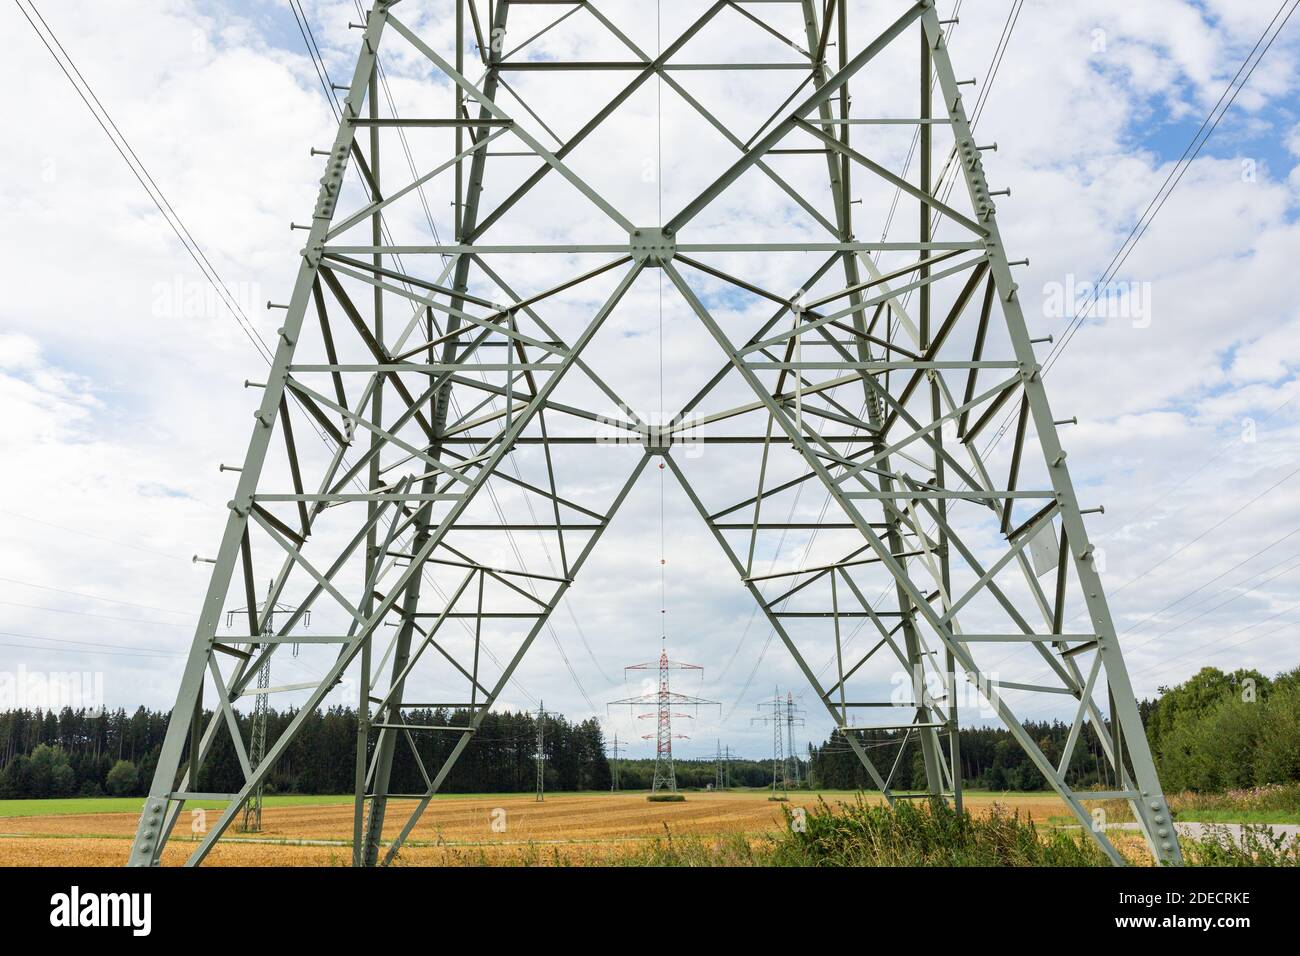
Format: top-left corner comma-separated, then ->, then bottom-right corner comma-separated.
754,688 -> 803,798
607,733 -> 627,792
535,701 -> 545,803
609,648 -> 718,795
247,654 -> 269,827
224,581 -> 306,833
785,693 -> 806,789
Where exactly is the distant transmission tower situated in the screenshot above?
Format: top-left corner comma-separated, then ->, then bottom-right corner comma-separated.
607,733 -> 627,792
535,701 -> 545,803
785,693 -> 805,788
223,581 -> 306,832
609,649 -> 717,794
754,688 -> 803,797
714,740 -> 734,791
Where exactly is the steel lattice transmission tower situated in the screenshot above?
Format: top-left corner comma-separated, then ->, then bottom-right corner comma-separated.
785,693 -> 805,788
535,701 -> 545,802
608,733 -> 627,791
129,0 -> 1181,866
754,688 -> 803,796
609,650 -> 718,793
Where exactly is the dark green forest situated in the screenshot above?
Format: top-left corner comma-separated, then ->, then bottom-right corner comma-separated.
0,707 -> 609,799
2,664 -> 1297,799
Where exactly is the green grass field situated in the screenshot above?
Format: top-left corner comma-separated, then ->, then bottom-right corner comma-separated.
1050,784 -> 1300,826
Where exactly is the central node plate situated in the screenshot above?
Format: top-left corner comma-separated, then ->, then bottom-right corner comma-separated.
629,226 -> 676,265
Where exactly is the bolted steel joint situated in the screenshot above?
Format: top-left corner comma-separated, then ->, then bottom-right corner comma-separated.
629,226 -> 677,266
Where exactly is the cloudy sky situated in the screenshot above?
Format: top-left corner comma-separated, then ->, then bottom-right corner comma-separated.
2,0 -> 1298,763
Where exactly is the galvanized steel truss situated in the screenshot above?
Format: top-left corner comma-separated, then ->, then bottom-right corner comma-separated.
129,0 -> 1181,866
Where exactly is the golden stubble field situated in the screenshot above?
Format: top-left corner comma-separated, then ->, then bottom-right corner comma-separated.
0,790 -> 1090,866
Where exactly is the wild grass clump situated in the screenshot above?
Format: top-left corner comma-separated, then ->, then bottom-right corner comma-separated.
1181,823 -> 1300,867
1174,782 -> 1300,818
1091,781 -> 1300,825
769,797 -> 1109,867
618,824 -> 770,866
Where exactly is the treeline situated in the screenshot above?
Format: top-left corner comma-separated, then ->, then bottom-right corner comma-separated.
808,718 -> 1124,792
612,757 -> 797,791
0,706 -> 609,799
809,664 -> 1300,794
4,664 -> 1297,800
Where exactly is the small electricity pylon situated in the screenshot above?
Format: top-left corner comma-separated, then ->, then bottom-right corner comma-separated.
609,649 -> 717,794
607,733 -> 627,792
785,693 -> 806,788
535,701 -> 545,803
714,741 -> 733,791
223,581 -> 306,832
754,688 -> 803,798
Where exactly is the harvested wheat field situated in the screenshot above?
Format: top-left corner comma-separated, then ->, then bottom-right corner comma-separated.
0,789 -> 1101,866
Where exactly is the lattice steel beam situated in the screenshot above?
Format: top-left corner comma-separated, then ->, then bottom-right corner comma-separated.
128,0 -> 1181,868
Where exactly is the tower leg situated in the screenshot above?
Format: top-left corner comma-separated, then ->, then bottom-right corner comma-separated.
799,0 -> 947,800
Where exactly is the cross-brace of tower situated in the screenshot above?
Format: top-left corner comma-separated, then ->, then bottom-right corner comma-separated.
609,651 -> 718,793
128,0 -> 1182,866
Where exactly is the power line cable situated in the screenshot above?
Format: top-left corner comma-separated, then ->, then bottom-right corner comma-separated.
0,575 -> 191,616
1041,0 -> 1299,381
1118,525 -> 1300,639
1102,460 -> 1300,601
907,2 -> 1300,682
15,0 -> 274,365
0,600 -> 192,629
1128,551 -> 1300,651
301,3 -> 561,708
979,458 -> 1300,674
0,629 -> 186,658
15,2 -> 540,707
1091,394 -> 1297,548
979,0 -> 1300,457
728,1 -> 1016,714
0,509 -> 191,562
